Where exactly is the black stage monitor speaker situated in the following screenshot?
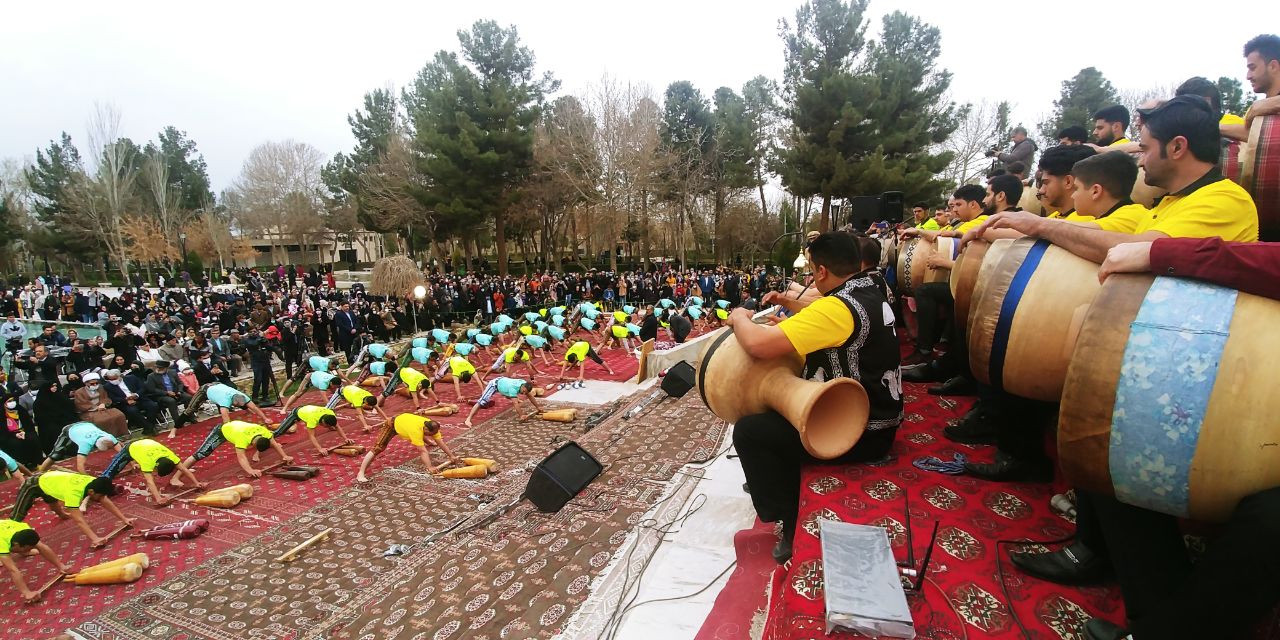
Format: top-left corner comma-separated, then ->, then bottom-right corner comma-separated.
662,361 -> 697,398
524,441 -> 603,512
881,191 -> 905,222
848,196 -> 882,230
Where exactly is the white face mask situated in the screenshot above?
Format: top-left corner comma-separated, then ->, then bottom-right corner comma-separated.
5,401 -> 16,409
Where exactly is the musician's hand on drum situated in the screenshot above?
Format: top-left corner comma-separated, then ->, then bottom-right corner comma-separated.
958,229 -> 981,251
1245,96 -> 1280,129
900,227 -> 921,239
977,210 -> 1043,237
1098,241 -> 1153,284
761,291 -> 782,307
726,307 -> 753,328
926,254 -> 951,270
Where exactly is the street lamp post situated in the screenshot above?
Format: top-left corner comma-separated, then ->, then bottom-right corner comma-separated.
412,284 -> 427,337
178,231 -> 188,281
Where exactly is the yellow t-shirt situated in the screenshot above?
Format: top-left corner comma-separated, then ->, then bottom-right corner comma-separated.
1092,177 -> 1258,240
919,219 -> 941,231
1048,209 -> 1095,222
954,214 -> 989,235
1108,137 -> 1132,147
38,471 -> 96,508
448,356 -> 475,377
564,341 -> 590,362
503,348 -> 529,363
399,367 -> 429,391
129,439 -> 179,473
393,413 -> 442,447
778,296 -> 856,355
297,405 -> 336,429
0,519 -> 34,554
221,421 -> 273,449
342,385 -> 373,406
1221,113 -> 1245,126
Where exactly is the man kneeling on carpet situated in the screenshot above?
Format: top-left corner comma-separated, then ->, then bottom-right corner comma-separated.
464,377 -> 544,427
356,413 -> 461,482
729,231 -> 902,564
179,421 -> 293,479
100,438 -> 205,504
1,519 -> 73,602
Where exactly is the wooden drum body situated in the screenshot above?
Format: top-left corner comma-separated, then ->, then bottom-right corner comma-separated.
696,328 -> 869,459
923,237 -> 959,284
895,238 -> 932,297
1241,115 -> 1280,241
967,238 -> 1100,402
1059,274 -> 1280,522
949,240 -> 990,338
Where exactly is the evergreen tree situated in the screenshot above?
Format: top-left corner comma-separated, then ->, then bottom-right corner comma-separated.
324,88 -> 405,235
143,127 -> 214,211
25,133 -> 98,263
774,0 -> 875,231
1039,67 -> 1120,141
659,80 -> 714,267
708,87 -> 757,258
1216,76 -> 1249,116
404,20 -> 557,276
741,76 -> 780,218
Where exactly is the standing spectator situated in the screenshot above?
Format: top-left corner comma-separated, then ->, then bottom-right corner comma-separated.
1,315 -> 25,353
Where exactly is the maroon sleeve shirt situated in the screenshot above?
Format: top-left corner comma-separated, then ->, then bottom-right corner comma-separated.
1148,238 -> 1280,301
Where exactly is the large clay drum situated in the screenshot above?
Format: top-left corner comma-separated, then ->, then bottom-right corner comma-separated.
923,237 -> 960,284
895,237 -> 934,297
1058,274 -> 1280,522
1017,182 -> 1042,215
1241,115 -> 1280,241
949,240 -> 990,338
962,239 -> 1015,336
967,238 -> 1100,402
696,328 -> 869,460
1130,165 -> 1168,209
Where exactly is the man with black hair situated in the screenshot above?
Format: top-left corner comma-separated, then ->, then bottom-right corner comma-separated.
556,340 -> 615,385
1091,105 -> 1132,148
1057,125 -> 1088,145
1,519 -> 73,602
900,184 -> 991,368
178,421 -> 293,479
911,202 -> 940,230
1223,33 -> 1280,141
11,471 -> 133,548
336,384 -> 391,432
100,438 -> 204,504
1070,152 -> 1147,222
973,96 -> 1258,263
278,405 -> 353,457
440,354 -> 486,402
464,377 -> 544,427
36,421 -> 120,474
178,381 -> 272,427
730,231 -> 901,563
356,413 -> 461,482
1038,145 -> 1098,220
666,309 -> 692,343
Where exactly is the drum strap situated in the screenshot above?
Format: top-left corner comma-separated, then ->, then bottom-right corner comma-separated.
989,240 -> 1049,390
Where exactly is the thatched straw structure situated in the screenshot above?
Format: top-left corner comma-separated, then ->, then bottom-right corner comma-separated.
369,255 -> 425,298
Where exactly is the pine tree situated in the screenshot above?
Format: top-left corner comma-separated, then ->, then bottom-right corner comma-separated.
1039,67 -> 1120,141
1216,76 -> 1249,117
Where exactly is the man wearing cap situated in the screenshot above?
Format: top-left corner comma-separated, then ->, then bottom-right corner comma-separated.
0,519 -> 73,602
36,421 -> 120,474
100,438 -> 204,504
144,361 -> 194,437
10,471 -> 133,547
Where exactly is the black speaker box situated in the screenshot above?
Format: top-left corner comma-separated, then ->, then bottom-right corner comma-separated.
881,191 -> 905,222
524,441 -> 603,512
662,361 -> 696,398
848,196 -> 882,230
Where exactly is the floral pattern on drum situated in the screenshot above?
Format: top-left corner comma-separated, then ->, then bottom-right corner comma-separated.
1109,276 -> 1237,517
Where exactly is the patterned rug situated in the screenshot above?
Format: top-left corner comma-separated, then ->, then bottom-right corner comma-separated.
761,384 -> 1128,640
63,389 -> 728,639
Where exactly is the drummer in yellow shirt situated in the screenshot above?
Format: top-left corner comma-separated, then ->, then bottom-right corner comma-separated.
902,182 -> 995,271
969,97 -> 1258,260
355,413 -> 461,482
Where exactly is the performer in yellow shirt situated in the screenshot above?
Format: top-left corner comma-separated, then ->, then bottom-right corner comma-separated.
10,471 -> 133,548
101,438 -> 205,504
355,413 -> 460,482
335,384 -> 391,433
179,421 -> 294,479
0,520 -> 74,603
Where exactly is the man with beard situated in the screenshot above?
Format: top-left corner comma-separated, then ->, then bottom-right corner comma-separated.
1223,34 -> 1280,142
1090,105 -> 1131,150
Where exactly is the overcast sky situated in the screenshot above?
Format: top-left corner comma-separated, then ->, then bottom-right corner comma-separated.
3,0 -> 1276,194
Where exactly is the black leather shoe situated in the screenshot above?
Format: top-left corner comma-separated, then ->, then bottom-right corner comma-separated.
929,375 -> 976,396
964,452 -> 1054,483
902,361 -> 946,383
1083,618 -> 1129,640
1010,540 -> 1107,585
772,528 -> 793,564
943,409 -> 998,445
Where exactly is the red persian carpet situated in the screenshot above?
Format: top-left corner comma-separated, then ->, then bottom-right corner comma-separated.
695,518 -> 778,640
761,384 -> 1125,640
